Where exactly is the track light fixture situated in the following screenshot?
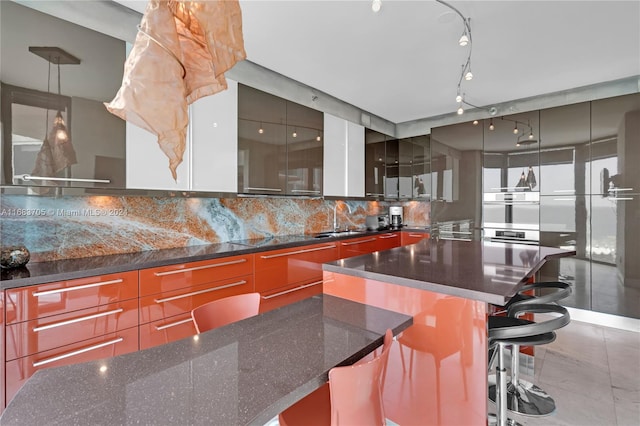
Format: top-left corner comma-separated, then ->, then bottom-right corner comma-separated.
489,119 -> 495,130
436,1 -> 475,115
371,0 -> 382,13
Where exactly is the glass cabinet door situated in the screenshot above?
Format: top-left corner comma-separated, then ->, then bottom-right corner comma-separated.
539,102 -> 591,196
364,129 -> 387,198
238,84 -> 287,195
398,139 -> 413,199
589,93 -> 640,318
384,139 -> 399,199
285,100 -> 323,196
411,135 -> 431,200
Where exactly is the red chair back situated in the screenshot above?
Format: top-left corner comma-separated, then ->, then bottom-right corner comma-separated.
191,293 -> 260,333
327,329 -> 393,426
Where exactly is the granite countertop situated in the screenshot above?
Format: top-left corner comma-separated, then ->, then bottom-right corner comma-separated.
0,294 -> 413,426
323,239 -> 576,305
0,228 -> 430,290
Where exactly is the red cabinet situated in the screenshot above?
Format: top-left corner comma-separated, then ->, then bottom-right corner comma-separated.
255,242 -> 340,312
3,271 -> 139,407
376,232 -> 401,251
5,271 -> 138,324
5,326 -> 138,403
339,236 -> 379,259
138,254 -> 254,349
401,231 -> 430,246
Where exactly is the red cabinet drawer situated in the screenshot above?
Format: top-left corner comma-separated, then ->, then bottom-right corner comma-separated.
140,313 -> 197,350
339,236 -> 379,259
254,243 -> 339,293
139,275 -> 253,324
376,233 -> 401,251
139,254 -> 253,297
5,326 -> 139,404
5,299 -> 139,361
401,231 -> 430,246
259,279 -> 325,313
5,271 -> 138,324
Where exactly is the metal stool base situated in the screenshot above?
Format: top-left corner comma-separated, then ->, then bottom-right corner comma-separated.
487,413 -> 523,426
489,378 -> 556,417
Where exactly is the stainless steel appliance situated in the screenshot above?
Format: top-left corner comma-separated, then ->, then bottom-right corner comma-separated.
483,191 -> 540,245
389,206 -> 403,229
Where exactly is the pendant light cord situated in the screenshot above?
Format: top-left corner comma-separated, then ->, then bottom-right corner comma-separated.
44,56 -> 51,139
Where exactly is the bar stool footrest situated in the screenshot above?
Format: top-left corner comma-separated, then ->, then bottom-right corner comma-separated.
489,378 -> 557,417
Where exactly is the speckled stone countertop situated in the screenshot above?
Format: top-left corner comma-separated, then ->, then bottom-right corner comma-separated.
1,229 -> 430,290
323,239 -> 576,305
0,294 -> 412,426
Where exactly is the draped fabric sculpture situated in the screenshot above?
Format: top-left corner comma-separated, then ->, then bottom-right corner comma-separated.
106,0 -> 246,180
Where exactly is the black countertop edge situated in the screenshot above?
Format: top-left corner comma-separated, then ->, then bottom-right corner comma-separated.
0,229 -> 428,290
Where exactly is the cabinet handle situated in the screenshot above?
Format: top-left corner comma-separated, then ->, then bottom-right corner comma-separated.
341,238 -> 377,246
154,317 -> 194,331
153,258 -> 247,276
365,193 -> 384,196
33,337 -> 124,367
261,280 -> 326,300
260,244 -> 336,259
290,189 -> 321,194
408,233 -> 427,237
378,234 -> 398,239
154,280 -> 247,303
33,279 -> 124,297
16,174 -> 111,184
33,308 -> 124,332
245,187 -> 282,192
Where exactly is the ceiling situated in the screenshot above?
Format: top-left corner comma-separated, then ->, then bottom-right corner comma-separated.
76,1 -> 640,125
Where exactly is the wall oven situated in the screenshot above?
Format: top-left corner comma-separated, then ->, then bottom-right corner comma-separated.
483,191 -> 540,245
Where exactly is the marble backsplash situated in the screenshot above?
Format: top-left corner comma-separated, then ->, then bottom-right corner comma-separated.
0,195 -> 430,262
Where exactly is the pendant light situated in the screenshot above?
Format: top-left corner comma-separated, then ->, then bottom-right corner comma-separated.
52,61 -> 69,144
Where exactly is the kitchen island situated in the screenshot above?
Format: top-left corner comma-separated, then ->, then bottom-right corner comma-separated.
0,294 -> 412,425
322,239 -> 575,425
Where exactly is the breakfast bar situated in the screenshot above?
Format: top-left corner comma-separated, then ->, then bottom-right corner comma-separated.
0,295 -> 412,425
323,238 -> 575,425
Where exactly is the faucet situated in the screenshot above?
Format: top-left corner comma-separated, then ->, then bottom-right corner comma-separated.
333,201 -> 353,232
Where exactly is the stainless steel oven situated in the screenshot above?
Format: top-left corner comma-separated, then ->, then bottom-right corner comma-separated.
483,191 -> 540,245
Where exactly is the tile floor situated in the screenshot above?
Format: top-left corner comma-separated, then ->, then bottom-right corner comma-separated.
492,318 -> 640,426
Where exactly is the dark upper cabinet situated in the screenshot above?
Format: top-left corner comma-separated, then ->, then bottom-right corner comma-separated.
365,130 -> 430,200
482,111 -> 540,193
1,1 -> 126,191
285,101 -> 323,196
539,102 -> 591,196
410,135 -> 431,200
430,120 -> 483,237
237,84 -> 323,196
590,93 -> 640,196
364,129 -> 387,198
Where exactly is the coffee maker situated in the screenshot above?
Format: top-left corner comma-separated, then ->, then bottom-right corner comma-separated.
389,206 -> 403,229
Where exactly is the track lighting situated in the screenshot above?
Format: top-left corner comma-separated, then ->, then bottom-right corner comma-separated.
458,33 -> 469,46
464,71 -> 473,81
292,129 -> 297,138
473,120 -> 479,125
456,94 -> 462,103
258,122 -> 264,134
372,0 -> 382,13
489,119 -> 495,130
457,106 -> 464,115
529,131 -> 534,139
513,124 -> 519,134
